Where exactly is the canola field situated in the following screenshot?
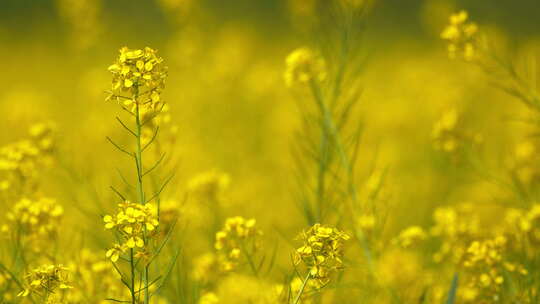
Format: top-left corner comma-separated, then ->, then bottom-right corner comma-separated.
1,0 -> 540,303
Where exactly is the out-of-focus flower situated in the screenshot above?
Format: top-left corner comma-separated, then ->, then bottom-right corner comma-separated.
358,214 -> 376,232
7,197 -> 63,248
511,140 -> 540,187
441,10 -> 479,61
430,205 -> 481,263
394,226 -> 427,248
0,122 -> 56,184
214,216 -> 262,272
284,47 -> 326,88
432,108 -> 460,153
460,236 -> 527,302
192,252 -> 220,284
56,0 -> 101,49
199,292 -> 219,304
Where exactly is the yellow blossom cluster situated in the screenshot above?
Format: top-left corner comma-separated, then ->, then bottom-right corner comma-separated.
430,205 -> 481,263
431,108 -> 480,156
460,236 -> 527,302
56,0 -> 101,49
505,204 -> 540,246
284,47 -> 326,88
510,140 -> 540,187
6,197 -> 63,243
394,225 -> 427,248
441,10 -> 479,61
18,264 -> 73,298
103,201 -> 159,262
107,47 -> 168,112
214,216 -> 262,272
294,224 -> 350,287
0,122 -> 55,183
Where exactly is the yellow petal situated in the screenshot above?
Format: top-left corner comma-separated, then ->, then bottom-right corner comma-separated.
144,62 -> 154,71
136,60 -> 144,70
126,237 -> 136,248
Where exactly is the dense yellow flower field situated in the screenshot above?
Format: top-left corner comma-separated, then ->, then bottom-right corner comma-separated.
1,0 -> 540,303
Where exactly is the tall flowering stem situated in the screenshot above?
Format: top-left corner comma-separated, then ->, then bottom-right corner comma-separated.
106,47 -> 168,304
285,45 -> 375,273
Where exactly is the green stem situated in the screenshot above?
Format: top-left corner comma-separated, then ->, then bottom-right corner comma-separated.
293,272 -> 311,304
130,249 -> 136,304
134,86 -> 150,304
309,80 -> 375,272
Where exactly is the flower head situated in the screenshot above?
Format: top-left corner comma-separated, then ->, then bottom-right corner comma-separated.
7,197 -> 63,248
107,47 -> 168,112
441,10 -> 479,61
294,223 -> 350,287
18,264 -> 73,298
103,201 -> 159,261
214,216 -> 262,272
284,47 -> 326,87
394,226 -> 427,248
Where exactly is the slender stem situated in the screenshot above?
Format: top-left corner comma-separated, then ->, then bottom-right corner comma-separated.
130,249 -> 136,304
133,85 -> 150,304
316,123 -> 329,222
309,80 -> 375,272
293,272 -> 311,304
134,87 -> 146,206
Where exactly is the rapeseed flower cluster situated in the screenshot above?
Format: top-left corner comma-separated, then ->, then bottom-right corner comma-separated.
103,201 -> 159,262
294,224 -> 350,287
214,216 -> 262,272
460,236 -> 527,302
107,47 -> 167,112
6,197 -> 63,246
284,47 -> 326,88
393,225 -> 427,248
18,264 -> 73,299
0,122 -> 55,184
511,140 -> 540,187
441,10 -> 479,61
430,205 -> 481,263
